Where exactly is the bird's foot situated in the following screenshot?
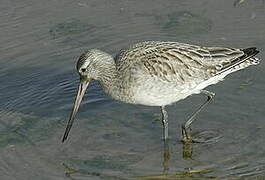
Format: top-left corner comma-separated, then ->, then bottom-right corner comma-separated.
181,125 -> 193,143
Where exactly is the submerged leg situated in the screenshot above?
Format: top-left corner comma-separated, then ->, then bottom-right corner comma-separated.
182,90 -> 215,143
163,139 -> 170,172
161,106 -> 169,140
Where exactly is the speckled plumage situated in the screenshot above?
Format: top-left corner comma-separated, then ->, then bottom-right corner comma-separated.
78,41 -> 259,106
62,41 -> 260,142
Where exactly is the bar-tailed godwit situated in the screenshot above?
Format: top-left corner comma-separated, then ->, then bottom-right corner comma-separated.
62,41 -> 260,143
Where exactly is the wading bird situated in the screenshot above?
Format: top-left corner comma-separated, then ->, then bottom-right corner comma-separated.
62,41 -> 260,143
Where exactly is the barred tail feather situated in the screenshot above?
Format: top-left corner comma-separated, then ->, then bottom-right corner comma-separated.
216,47 -> 260,76
249,57 -> 261,65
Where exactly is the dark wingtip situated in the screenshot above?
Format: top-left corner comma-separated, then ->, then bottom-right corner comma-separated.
242,47 -> 259,57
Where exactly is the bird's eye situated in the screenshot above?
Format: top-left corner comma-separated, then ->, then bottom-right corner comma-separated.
81,68 -> 86,72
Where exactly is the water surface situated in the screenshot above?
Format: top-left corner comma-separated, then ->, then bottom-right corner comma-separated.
0,0 -> 265,179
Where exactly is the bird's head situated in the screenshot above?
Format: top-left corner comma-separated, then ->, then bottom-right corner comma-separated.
62,49 -> 112,142
77,49 -> 112,81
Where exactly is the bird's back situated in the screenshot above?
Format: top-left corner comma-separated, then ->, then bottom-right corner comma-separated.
113,41 -> 260,106
115,41 -> 259,82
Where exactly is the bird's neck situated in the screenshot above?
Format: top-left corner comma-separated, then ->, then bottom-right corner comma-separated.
96,55 -> 120,98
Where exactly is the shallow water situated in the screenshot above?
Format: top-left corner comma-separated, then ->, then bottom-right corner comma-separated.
1,0 -> 265,179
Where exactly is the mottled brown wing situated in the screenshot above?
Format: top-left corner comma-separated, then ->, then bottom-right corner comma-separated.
115,41 -> 256,83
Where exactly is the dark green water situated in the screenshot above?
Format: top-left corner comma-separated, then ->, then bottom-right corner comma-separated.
0,0 -> 265,179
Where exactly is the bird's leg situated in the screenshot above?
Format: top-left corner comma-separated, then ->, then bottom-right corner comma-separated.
163,139 -> 170,172
182,90 -> 215,143
161,106 -> 169,140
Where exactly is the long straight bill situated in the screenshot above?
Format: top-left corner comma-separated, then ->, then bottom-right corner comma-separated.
62,80 -> 90,142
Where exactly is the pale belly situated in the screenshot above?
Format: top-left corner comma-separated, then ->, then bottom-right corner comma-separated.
130,74 -> 226,106
131,79 -> 200,106
108,68 -> 230,106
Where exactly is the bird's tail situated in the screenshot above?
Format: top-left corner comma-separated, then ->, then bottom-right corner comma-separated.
242,47 -> 261,65
216,47 -> 261,76
249,56 -> 261,65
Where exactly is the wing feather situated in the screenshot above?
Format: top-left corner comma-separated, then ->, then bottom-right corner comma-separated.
115,41 -> 258,84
